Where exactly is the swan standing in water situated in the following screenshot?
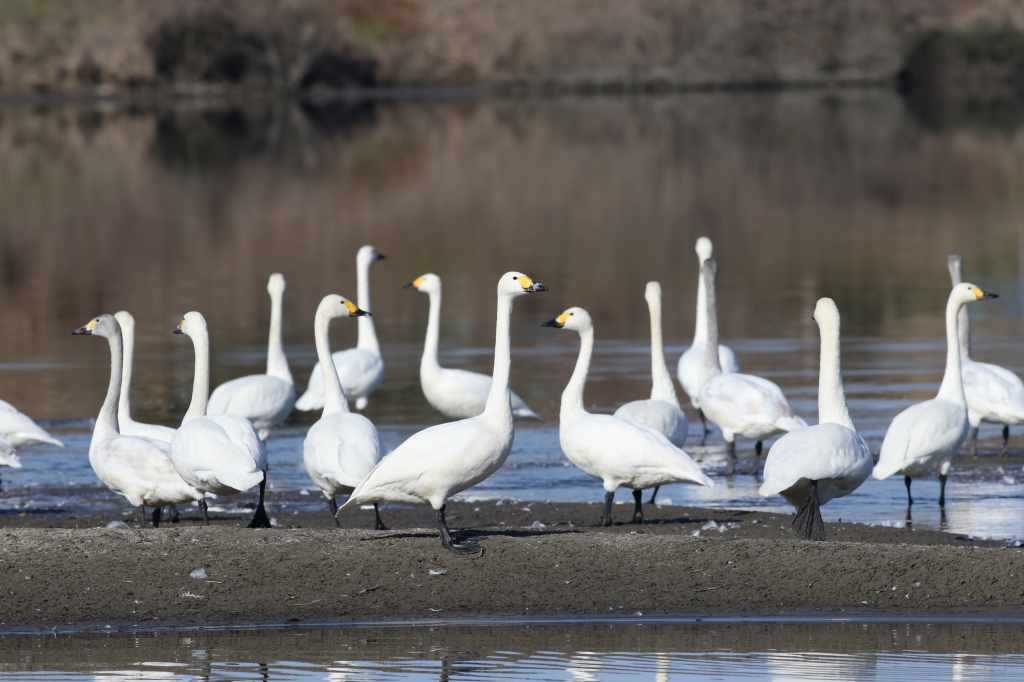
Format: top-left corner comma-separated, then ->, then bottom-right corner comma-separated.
297,245 -> 385,412
114,311 -> 175,443
207,273 -> 296,440
302,294 -> 386,529
72,315 -> 201,526
948,255 -> 1024,456
759,298 -> 872,540
406,273 -> 539,419
340,272 -> 546,553
873,282 -> 998,508
171,312 -> 270,527
613,282 -> 689,505
697,258 -> 806,468
677,237 -> 740,436
0,401 -> 62,449
544,306 -> 712,526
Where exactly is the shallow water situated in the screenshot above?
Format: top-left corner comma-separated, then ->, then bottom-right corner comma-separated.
2,620 -> 1023,680
1,91 -> 1023,538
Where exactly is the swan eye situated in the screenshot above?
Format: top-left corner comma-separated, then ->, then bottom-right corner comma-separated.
512,275 -> 518,280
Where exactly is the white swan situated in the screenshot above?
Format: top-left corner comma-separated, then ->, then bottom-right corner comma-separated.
873,282 -> 998,508
207,273 -> 296,440
72,315 -> 201,526
759,298 -> 872,540
677,237 -> 740,435
0,437 -> 20,488
0,401 -> 62,449
302,294 -> 385,529
171,312 -> 269,527
544,306 -> 712,526
407,273 -> 539,420
340,272 -> 546,552
113,311 -> 175,444
613,282 -> 689,505
948,255 -> 1024,456
697,258 -> 806,466
296,245 -> 385,412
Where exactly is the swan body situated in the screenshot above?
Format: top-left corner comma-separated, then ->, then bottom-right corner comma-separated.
341,272 -> 546,552
677,237 -> 740,412
614,282 -> 688,447
207,273 -> 296,439
760,298 -> 872,539
948,255 -> 1024,454
696,258 -> 806,457
408,273 -> 538,419
72,315 -> 201,521
297,245 -> 385,412
873,282 -> 998,506
113,311 -> 175,443
0,401 -> 62,448
171,312 -> 269,526
545,307 -> 712,526
0,438 -> 21,470
302,295 -> 384,527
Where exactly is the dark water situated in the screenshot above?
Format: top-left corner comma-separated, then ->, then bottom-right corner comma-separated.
1,92 -> 1024,537
2,619 -> 1023,680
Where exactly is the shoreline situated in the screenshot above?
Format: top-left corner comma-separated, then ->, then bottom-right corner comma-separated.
1,501 -> 1021,631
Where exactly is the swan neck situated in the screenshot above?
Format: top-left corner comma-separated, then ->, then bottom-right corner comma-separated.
817,317 -> 853,428
421,288 -> 442,373
315,307 -> 349,415
483,293 -> 514,421
937,295 -> 967,403
184,327 -> 210,422
356,259 -> 380,355
561,327 -> 593,420
266,289 -> 292,383
117,320 -> 134,425
693,262 -> 709,344
701,269 -> 723,375
96,331 -> 123,440
648,295 -> 678,406
956,303 -> 971,360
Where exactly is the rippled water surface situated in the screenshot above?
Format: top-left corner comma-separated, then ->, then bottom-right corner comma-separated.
1,91 -> 1023,538
2,620 -> 1023,680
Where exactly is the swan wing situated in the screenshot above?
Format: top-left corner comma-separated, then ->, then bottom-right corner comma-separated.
98,435 -> 200,505
964,360 -> 1024,423
760,424 -> 872,498
0,400 -> 62,447
874,399 -> 967,479
208,375 -> 296,425
614,399 -> 687,446
304,413 -> 380,490
171,416 -> 265,491
700,373 -> 799,435
120,419 -> 176,444
297,349 -> 383,411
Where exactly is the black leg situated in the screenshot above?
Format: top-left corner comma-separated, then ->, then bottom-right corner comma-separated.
699,409 -> 708,436
631,489 -> 644,524
138,505 -> 146,526
373,502 -> 388,531
792,480 -> 825,540
1002,425 -> 1011,458
200,498 -> 210,525
248,478 -> 272,528
436,504 -> 478,554
151,506 -> 162,528
755,440 -> 763,457
327,496 -> 340,526
939,474 -> 948,509
968,426 -> 979,457
170,505 -> 180,523
726,440 -> 737,476
600,490 -> 614,527
904,475 -> 913,507
647,485 -> 660,506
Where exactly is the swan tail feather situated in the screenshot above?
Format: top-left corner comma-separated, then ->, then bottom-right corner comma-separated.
217,469 -> 264,492
513,406 -> 542,420
295,391 -> 322,412
775,416 -> 808,433
23,433 -> 63,448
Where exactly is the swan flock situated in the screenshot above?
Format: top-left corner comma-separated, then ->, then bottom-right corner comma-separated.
7,240 -> 1015,551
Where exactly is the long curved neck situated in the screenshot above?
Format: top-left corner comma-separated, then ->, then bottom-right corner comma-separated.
315,308 -> 350,415
266,290 -> 292,383
421,288 -> 442,373
701,269 -> 723,376
693,260 -> 709,344
948,259 -> 971,359
817,317 -> 853,429
483,293 -> 514,421
561,327 -> 593,420
937,295 -> 967,403
357,260 -> 380,355
184,329 -> 210,423
117,322 -> 134,425
648,296 -> 678,406
96,332 -> 123,440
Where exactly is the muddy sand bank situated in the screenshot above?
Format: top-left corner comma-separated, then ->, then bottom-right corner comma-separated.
0,501 -> 1020,631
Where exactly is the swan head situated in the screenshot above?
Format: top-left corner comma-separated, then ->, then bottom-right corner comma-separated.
404,273 -> 440,295
644,281 -> 662,304
498,271 -> 546,297
72,314 -> 119,338
952,282 -> 998,305
174,311 -> 208,338
357,245 -> 386,267
113,311 -> 135,335
318,294 -> 370,319
813,297 -> 840,327
267,273 -> 286,297
542,306 -> 591,333
695,236 -> 713,262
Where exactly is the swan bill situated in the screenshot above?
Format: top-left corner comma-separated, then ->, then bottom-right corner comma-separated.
72,318 -> 99,335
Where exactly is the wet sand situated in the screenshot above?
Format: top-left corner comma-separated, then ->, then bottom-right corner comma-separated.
0,500 -> 1021,631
